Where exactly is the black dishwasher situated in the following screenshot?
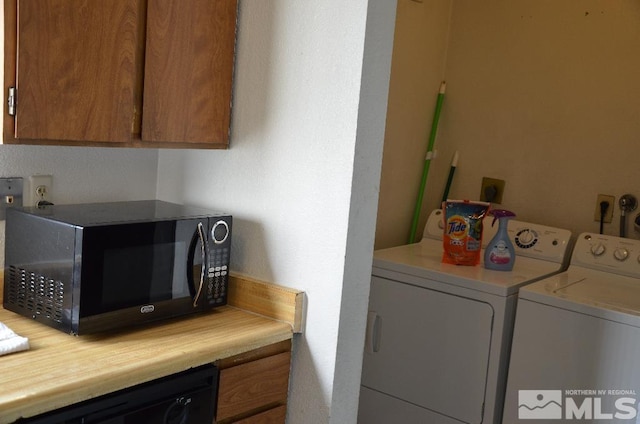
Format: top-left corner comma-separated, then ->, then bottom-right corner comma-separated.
16,364 -> 218,424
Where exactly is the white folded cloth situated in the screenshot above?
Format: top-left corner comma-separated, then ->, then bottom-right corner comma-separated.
0,322 -> 30,356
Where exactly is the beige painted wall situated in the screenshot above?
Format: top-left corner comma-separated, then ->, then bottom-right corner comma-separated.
375,0 -> 452,248
376,0 -> 640,248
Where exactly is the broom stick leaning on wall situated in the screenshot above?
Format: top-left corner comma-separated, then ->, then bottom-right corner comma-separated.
441,150 -> 459,203
408,81 -> 446,244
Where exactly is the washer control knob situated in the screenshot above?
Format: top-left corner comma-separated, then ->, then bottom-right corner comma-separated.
515,229 -> 538,248
591,242 -> 606,257
613,248 -> 629,261
519,230 -> 534,244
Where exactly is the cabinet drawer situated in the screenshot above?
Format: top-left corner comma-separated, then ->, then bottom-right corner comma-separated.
231,405 -> 287,424
217,351 -> 291,422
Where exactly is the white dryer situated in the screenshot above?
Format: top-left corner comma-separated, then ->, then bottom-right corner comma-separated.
503,233 -> 640,423
358,209 -> 572,424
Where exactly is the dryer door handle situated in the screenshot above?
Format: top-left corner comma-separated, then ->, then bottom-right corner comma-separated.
366,311 -> 382,353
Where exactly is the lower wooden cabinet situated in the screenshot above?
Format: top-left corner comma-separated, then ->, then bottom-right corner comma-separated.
231,405 -> 287,424
215,340 -> 292,424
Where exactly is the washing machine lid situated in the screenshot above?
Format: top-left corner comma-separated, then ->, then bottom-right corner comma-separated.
519,267 -> 640,327
373,239 -> 565,297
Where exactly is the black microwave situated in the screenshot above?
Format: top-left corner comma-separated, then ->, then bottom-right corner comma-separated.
3,200 -> 232,335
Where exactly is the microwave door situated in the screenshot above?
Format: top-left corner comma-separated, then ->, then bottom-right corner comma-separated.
187,222 -> 209,308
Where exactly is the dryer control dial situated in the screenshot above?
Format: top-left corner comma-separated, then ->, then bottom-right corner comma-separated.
613,248 -> 629,261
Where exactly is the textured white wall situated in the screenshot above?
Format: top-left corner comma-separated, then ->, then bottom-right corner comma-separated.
0,145 -> 159,267
156,2 -> 396,423
331,0 -> 396,421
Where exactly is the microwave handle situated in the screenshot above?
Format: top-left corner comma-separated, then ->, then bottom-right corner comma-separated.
193,222 -> 208,308
187,222 -> 209,308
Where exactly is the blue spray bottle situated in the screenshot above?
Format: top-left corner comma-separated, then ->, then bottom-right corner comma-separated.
484,209 -> 516,271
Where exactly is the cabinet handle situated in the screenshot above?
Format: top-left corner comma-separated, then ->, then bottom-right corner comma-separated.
365,312 -> 382,353
7,87 -> 16,116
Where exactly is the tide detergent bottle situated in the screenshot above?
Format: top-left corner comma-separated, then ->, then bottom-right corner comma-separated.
484,209 -> 516,271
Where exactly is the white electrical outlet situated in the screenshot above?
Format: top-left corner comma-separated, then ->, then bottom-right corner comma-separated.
28,174 -> 53,206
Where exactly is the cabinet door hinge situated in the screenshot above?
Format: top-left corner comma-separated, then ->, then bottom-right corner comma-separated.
7,87 -> 16,116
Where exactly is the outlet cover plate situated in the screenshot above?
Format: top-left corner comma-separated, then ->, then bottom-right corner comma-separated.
594,194 -> 615,223
0,177 -> 23,220
480,177 -> 505,204
28,174 -> 53,206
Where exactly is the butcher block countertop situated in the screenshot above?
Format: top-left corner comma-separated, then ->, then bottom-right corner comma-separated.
0,274 -> 304,424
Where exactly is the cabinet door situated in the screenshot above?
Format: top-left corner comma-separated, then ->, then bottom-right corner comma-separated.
142,0 -> 237,146
10,0 -> 144,143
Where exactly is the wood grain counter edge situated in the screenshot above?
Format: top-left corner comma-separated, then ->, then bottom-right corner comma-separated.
228,273 -> 305,334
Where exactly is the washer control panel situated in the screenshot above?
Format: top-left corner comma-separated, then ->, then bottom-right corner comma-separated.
572,232 -> 640,278
423,209 -> 572,264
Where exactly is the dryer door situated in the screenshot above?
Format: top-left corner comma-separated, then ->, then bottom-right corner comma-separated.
361,276 -> 494,424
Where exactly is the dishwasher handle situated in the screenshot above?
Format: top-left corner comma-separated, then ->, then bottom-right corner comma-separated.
365,311 -> 382,353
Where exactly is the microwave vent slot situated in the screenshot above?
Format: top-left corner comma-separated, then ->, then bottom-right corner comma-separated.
6,266 -> 65,323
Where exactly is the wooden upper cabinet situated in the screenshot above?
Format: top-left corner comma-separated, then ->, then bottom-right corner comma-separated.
11,0 -> 143,144
3,0 -> 237,148
142,0 -> 237,145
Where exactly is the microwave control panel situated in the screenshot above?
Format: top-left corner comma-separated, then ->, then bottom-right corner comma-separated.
207,219 -> 231,305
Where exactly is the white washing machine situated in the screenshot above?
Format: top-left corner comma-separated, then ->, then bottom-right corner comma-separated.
503,233 -> 640,423
358,209 -> 572,424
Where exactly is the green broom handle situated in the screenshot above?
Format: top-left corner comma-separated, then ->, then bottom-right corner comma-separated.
408,81 -> 446,243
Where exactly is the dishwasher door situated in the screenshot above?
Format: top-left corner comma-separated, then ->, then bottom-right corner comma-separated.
359,276 -> 494,424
